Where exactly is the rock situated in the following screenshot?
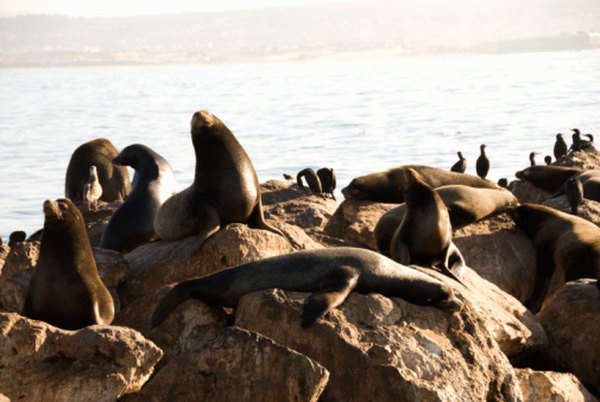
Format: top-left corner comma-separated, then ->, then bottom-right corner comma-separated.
453,214 -> 536,303
516,368 -> 598,402
121,224 -> 297,304
324,200 -> 395,249
235,289 -> 523,401
0,312 -> 162,401
0,393 -> 9,402
536,280 -> 600,396
261,179 -> 316,204
508,180 -> 552,204
543,195 -> 600,226
78,200 -> 122,246
124,327 -> 329,402
554,148 -> 600,170
0,244 -> 9,274
0,242 -> 128,314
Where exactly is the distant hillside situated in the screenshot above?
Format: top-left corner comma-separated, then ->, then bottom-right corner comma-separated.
1,0 -> 599,66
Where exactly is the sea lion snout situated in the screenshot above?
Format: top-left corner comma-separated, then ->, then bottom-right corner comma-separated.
191,110 -> 215,132
43,200 -> 63,220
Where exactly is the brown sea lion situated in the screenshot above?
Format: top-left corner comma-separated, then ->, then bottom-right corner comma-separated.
375,185 -> 518,256
154,110 -> 285,250
100,144 -> 177,254
515,165 -> 582,193
22,198 -> 114,329
151,247 -> 461,328
388,169 -> 466,283
341,164 -> 499,203
507,203 -> 600,312
65,138 -> 130,202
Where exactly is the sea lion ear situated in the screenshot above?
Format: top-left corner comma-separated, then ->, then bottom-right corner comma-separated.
191,110 -> 215,130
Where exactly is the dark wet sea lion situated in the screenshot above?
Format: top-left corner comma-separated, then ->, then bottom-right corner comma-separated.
388,169 -> 465,283
100,144 -> 177,254
508,203 -> 600,312
476,144 -> 490,179
564,177 -> 584,215
22,198 -> 114,329
450,151 -> 467,173
154,110 -> 285,249
553,133 -> 567,159
296,168 -> 323,197
515,165 -> 582,193
317,167 -> 337,200
341,164 -> 499,203
151,247 -> 461,328
375,185 -> 518,256
65,138 -> 130,202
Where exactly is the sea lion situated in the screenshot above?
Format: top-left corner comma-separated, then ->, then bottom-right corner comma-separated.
296,168 -> 324,197
476,144 -> 490,179
151,247 -> 461,328
508,203 -> 600,312
154,110 -> 285,250
8,231 -> 26,247
317,167 -> 337,200
565,177 -> 584,215
515,165 -> 582,193
100,144 -> 177,254
571,170 -> 600,203
341,164 -> 499,203
375,185 -> 519,256
544,155 -> 552,165
553,133 -> 567,159
65,138 -> 130,202
22,198 -> 114,329
450,151 -> 467,173
83,165 -> 103,210
388,169 -> 466,283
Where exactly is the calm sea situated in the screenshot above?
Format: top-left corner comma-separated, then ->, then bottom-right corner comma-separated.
1,50 -> 599,240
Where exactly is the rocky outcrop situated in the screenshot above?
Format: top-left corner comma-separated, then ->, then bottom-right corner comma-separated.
553,148 -> 600,170
543,195 -> 600,226
536,280 -> 600,396
0,312 -> 162,401
453,214 -> 536,303
235,289 -> 523,401
516,368 -> 598,402
124,327 -> 329,402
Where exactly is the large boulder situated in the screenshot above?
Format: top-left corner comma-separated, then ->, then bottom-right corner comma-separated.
235,288 -> 523,401
453,214 -> 536,303
536,280 -> 600,397
0,312 -> 162,401
516,368 -> 598,402
124,327 -> 329,402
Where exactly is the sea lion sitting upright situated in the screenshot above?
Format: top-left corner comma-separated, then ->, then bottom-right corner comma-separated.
154,110 -> 285,249
374,185 -> 518,256
389,168 -> 465,283
508,203 -> 600,312
515,165 -> 582,193
65,138 -> 131,202
296,168 -> 324,197
22,198 -> 114,330
317,167 -> 337,200
341,164 -> 499,203
151,247 -> 461,328
100,144 -> 177,254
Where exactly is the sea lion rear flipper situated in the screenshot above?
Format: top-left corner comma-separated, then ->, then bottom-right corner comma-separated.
151,281 -> 193,328
302,266 -> 359,327
439,242 -> 467,286
248,200 -> 302,249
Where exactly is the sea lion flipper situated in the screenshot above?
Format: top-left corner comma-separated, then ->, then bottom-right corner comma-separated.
525,247 -> 555,313
389,228 -> 411,265
439,243 -> 467,286
301,266 -> 359,327
152,282 -> 192,328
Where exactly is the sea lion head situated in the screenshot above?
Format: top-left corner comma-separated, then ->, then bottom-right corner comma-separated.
191,110 -> 216,133
113,145 -> 142,168
341,178 -> 370,200
43,198 -> 81,224
506,204 -> 548,237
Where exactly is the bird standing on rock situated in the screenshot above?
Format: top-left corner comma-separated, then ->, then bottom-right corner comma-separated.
83,165 -> 103,210
529,152 -> 540,167
476,144 -> 489,180
450,151 -> 467,173
565,177 -> 584,215
553,133 -> 567,159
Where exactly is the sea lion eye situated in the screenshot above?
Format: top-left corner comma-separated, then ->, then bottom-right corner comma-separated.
58,203 -> 68,213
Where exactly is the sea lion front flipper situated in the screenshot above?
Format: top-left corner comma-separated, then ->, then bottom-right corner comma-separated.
302,266 -> 360,328
438,242 -> 467,286
184,205 -> 221,258
389,229 -> 411,265
525,246 -> 555,313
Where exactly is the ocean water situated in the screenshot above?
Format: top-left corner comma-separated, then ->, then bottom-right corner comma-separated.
1,50 -> 599,240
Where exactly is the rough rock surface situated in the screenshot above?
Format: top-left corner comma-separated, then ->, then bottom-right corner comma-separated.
324,200 -> 395,249
0,312 -> 162,401
543,195 -> 600,226
536,280 -> 600,396
516,368 -> 598,402
453,214 -> 536,303
508,180 -> 552,204
553,148 -> 600,170
0,244 -> 9,274
124,327 -> 329,402
121,223 -> 302,304
236,289 -> 523,402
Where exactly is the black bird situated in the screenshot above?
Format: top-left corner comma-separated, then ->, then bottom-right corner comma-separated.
565,177 -> 584,215
570,128 -> 595,152
553,133 -> 567,159
317,167 -> 337,200
476,144 -> 490,180
497,178 -> 508,188
544,155 -> 552,165
296,168 -> 323,197
450,151 -> 467,173
8,231 -> 26,247
529,152 -> 540,166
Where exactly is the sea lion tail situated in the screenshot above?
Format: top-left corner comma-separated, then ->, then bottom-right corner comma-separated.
151,282 -> 192,328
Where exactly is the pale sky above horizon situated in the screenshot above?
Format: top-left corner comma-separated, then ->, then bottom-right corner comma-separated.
0,0 -> 332,17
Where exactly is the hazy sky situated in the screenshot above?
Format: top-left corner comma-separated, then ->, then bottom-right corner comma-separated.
0,0 -> 330,16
